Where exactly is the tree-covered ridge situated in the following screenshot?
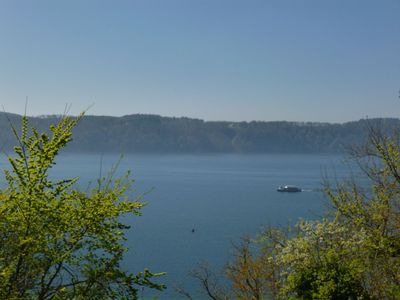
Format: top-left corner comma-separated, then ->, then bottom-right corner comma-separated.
0,112 -> 399,153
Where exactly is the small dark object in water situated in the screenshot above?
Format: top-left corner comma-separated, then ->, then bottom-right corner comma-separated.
191,228 -> 195,233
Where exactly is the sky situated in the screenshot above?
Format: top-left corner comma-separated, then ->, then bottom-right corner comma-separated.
0,0 -> 399,123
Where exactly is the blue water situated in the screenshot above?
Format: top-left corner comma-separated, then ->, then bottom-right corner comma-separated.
0,153 -> 350,299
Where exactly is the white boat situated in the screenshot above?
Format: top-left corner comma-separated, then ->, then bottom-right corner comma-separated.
277,185 -> 302,192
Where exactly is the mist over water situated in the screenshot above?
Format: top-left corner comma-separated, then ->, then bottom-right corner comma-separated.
0,153 -> 350,298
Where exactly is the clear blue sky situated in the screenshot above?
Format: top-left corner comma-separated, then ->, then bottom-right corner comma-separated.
0,0 -> 399,122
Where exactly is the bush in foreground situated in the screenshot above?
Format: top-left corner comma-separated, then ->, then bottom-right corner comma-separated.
0,115 -> 165,299
187,125 -> 400,300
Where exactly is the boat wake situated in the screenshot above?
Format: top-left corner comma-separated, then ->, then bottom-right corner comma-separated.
301,189 -> 317,192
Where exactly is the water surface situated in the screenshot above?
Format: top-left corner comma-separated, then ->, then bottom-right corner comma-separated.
0,153 -> 350,298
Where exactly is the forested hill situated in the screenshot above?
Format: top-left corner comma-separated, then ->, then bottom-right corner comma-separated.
0,113 -> 399,154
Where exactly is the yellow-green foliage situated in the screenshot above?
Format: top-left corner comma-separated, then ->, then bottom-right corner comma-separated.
0,115 -> 165,299
219,127 -> 400,300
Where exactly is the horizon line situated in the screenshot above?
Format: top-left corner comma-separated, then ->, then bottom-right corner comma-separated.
0,111 -> 398,125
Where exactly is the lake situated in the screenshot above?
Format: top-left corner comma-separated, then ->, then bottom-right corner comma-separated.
0,153 -> 351,299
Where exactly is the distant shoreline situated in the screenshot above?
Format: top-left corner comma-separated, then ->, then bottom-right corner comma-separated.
0,112 -> 398,154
